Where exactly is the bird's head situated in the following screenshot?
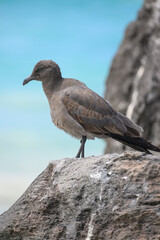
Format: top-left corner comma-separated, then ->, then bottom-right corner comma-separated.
23,60 -> 62,86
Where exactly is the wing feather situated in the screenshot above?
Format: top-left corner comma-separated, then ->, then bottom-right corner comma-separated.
62,87 -> 142,137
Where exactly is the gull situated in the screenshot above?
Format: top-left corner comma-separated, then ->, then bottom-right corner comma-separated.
23,60 -> 160,157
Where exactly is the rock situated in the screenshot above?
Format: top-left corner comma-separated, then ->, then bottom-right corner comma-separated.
105,0 -> 160,153
0,151 -> 160,240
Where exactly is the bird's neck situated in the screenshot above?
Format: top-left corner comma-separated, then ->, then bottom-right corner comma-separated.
42,77 -> 62,100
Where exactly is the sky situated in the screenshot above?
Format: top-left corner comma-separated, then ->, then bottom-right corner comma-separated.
0,0 -> 143,213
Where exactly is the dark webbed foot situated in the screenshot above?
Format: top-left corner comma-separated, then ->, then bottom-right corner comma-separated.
75,136 -> 87,158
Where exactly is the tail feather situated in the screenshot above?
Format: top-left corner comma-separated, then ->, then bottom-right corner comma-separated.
108,133 -> 160,154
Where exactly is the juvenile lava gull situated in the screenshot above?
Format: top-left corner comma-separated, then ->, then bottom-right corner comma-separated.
23,60 -> 160,158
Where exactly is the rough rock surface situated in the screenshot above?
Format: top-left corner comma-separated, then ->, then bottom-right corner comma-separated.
105,0 -> 160,153
0,151 -> 160,240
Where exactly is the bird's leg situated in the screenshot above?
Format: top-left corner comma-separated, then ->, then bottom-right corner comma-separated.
75,136 -> 87,158
81,136 -> 87,158
75,144 -> 82,158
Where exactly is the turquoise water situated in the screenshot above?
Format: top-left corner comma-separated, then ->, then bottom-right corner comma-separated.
0,0 -> 143,213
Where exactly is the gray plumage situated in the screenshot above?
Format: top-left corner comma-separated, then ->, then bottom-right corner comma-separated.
23,60 -> 160,157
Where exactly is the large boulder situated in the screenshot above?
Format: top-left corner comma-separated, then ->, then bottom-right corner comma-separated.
0,152 -> 160,240
105,0 -> 160,153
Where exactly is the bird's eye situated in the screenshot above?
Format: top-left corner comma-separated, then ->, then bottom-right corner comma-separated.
34,69 -> 40,74
34,66 -> 46,74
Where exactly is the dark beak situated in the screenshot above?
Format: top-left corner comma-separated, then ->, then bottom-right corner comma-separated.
23,76 -> 36,86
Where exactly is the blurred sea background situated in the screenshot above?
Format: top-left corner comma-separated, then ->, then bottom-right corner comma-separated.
0,0 -> 143,214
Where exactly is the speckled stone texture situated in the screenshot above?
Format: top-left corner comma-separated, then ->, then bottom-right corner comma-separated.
105,0 -> 160,153
0,151 -> 160,240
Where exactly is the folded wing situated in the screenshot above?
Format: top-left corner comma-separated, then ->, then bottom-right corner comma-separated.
62,87 -> 143,138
